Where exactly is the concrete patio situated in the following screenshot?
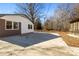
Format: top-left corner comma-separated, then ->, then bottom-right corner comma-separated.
0,32 -> 62,47
0,32 -> 79,55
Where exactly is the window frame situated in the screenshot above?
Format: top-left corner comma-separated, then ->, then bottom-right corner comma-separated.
30,25 -> 32,29
28,24 -> 32,29
5,20 -> 19,30
28,24 -> 30,29
13,22 -> 19,30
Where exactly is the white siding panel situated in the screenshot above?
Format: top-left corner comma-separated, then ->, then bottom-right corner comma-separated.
78,22 -> 79,30
1,15 -> 34,34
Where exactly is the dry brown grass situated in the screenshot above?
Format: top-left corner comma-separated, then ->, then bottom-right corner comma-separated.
58,32 -> 79,47
37,30 -> 79,47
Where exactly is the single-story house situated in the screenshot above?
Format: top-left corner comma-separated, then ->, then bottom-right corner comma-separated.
0,14 -> 34,37
70,18 -> 79,35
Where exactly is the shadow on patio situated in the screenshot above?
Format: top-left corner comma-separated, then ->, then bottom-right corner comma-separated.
0,32 -> 60,47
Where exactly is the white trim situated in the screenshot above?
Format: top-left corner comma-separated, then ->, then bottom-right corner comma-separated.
5,20 -> 19,30
28,24 -> 32,29
78,22 -> 79,30
1,15 -> 34,34
13,22 -> 19,30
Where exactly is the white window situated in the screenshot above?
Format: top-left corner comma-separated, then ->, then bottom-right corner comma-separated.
28,24 -> 32,29
13,22 -> 19,30
5,21 -> 19,30
5,21 -> 12,30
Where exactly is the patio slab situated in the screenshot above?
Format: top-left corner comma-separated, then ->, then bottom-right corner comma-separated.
0,32 -> 79,56
0,32 -> 62,47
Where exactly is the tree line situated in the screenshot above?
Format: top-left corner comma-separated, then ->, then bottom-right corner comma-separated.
44,4 -> 79,31
16,3 -> 79,31
16,3 -> 44,30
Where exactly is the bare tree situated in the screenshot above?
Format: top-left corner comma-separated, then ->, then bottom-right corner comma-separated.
34,18 -> 42,30
54,4 -> 73,31
16,3 -> 44,30
17,3 -> 44,23
44,4 -> 73,31
70,4 -> 79,20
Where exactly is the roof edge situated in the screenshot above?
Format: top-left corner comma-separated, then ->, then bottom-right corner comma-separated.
0,14 -> 34,24
70,18 -> 79,23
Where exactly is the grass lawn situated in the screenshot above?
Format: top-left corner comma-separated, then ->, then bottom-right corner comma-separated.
58,32 -> 79,47
41,30 -> 79,47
